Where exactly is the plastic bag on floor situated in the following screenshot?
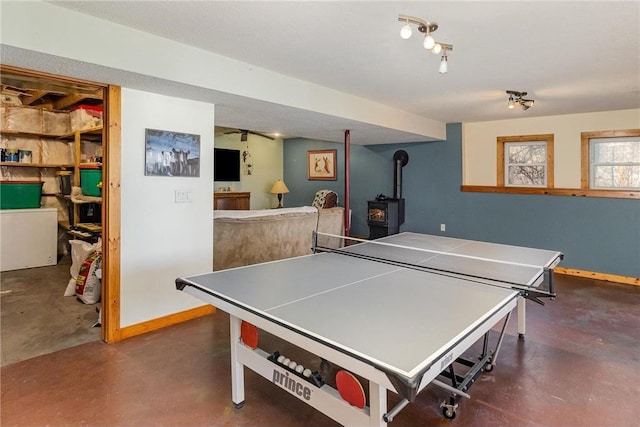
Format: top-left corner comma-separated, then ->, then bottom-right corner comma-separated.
65,239 -> 101,297
93,306 -> 101,328
75,251 -> 101,304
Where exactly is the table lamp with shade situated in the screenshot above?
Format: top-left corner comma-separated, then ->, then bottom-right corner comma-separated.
270,179 -> 289,208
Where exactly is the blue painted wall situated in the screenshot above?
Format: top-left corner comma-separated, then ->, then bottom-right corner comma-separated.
284,123 -> 640,278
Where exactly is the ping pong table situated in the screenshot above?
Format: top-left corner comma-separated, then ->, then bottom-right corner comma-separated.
176,232 -> 562,426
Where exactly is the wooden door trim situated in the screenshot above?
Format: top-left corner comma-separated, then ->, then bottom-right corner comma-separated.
103,85 -> 122,342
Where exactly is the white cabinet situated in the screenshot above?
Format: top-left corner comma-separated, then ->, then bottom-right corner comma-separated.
0,208 -> 57,271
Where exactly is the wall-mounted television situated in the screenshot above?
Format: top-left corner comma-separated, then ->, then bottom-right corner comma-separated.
214,148 -> 241,182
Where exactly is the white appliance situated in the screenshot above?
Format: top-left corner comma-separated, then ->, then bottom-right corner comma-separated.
1,208 -> 57,272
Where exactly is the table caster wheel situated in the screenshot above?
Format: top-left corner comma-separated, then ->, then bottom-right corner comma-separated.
484,362 -> 494,372
442,406 -> 457,419
234,401 -> 245,409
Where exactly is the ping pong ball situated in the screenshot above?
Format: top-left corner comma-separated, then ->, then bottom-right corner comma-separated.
277,355 -> 285,364
288,361 -> 297,369
283,358 -> 290,366
295,365 -> 304,373
303,368 -> 312,378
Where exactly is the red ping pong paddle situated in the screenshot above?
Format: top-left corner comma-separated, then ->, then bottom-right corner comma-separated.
335,370 -> 366,408
240,321 -> 258,349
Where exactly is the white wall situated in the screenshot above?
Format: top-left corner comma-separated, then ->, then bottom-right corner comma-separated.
120,89 -> 214,327
462,109 -> 640,187
214,133 -> 284,209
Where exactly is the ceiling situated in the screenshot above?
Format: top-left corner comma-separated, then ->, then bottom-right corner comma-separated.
37,1 -> 640,142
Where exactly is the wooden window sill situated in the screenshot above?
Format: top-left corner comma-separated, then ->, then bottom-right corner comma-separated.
461,185 -> 640,199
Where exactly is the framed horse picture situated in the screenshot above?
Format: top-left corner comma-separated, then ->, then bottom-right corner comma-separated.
307,149 -> 337,180
144,128 -> 201,177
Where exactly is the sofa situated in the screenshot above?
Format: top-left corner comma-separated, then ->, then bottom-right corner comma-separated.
213,206 -> 345,270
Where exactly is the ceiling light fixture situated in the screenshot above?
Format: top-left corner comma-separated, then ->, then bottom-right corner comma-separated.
398,14 -> 453,74
400,18 -> 412,39
439,52 -> 448,74
506,90 -> 535,111
423,33 -> 436,50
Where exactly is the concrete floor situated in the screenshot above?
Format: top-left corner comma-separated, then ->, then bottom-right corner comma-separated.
1,274 -> 639,426
1,255 -> 101,366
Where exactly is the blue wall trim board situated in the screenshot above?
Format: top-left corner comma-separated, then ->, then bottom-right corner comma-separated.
284,123 -> 640,278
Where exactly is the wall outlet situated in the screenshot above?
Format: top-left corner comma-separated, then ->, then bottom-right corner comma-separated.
175,190 -> 193,203
440,223 -> 446,232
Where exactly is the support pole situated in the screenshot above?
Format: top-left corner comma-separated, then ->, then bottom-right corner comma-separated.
344,130 -> 351,237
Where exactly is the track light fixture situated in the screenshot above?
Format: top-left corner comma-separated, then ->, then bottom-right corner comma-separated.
400,18 -> 412,39
506,90 -> 535,111
398,14 -> 453,74
439,52 -> 448,74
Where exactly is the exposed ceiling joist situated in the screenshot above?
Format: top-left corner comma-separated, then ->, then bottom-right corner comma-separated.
53,90 -> 103,110
21,90 -> 49,106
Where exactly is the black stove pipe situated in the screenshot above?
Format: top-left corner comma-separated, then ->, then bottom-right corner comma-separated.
393,150 -> 409,200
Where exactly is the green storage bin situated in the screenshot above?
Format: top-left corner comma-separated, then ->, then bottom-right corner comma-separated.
79,164 -> 102,197
0,181 -> 43,209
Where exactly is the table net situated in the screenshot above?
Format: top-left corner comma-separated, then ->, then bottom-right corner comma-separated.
312,232 -> 550,292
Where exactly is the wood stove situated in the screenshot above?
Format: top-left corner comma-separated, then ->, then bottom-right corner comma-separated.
367,150 -> 409,239
368,198 -> 403,239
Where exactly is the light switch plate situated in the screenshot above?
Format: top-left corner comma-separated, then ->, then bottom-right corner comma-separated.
175,190 -> 193,203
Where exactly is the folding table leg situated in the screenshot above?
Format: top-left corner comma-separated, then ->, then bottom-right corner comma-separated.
517,298 -> 526,338
369,381 -> 387,427
229,315 -> 245,407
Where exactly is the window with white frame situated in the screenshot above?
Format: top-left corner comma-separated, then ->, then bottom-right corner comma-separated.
589,136 -> 640,190
581,130 -> 640,192
497,134 -> 554,188
504,141 -> 548,187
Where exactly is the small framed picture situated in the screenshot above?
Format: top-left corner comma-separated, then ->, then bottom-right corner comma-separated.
307,149 -> 337,180
145,128 -> 201,177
